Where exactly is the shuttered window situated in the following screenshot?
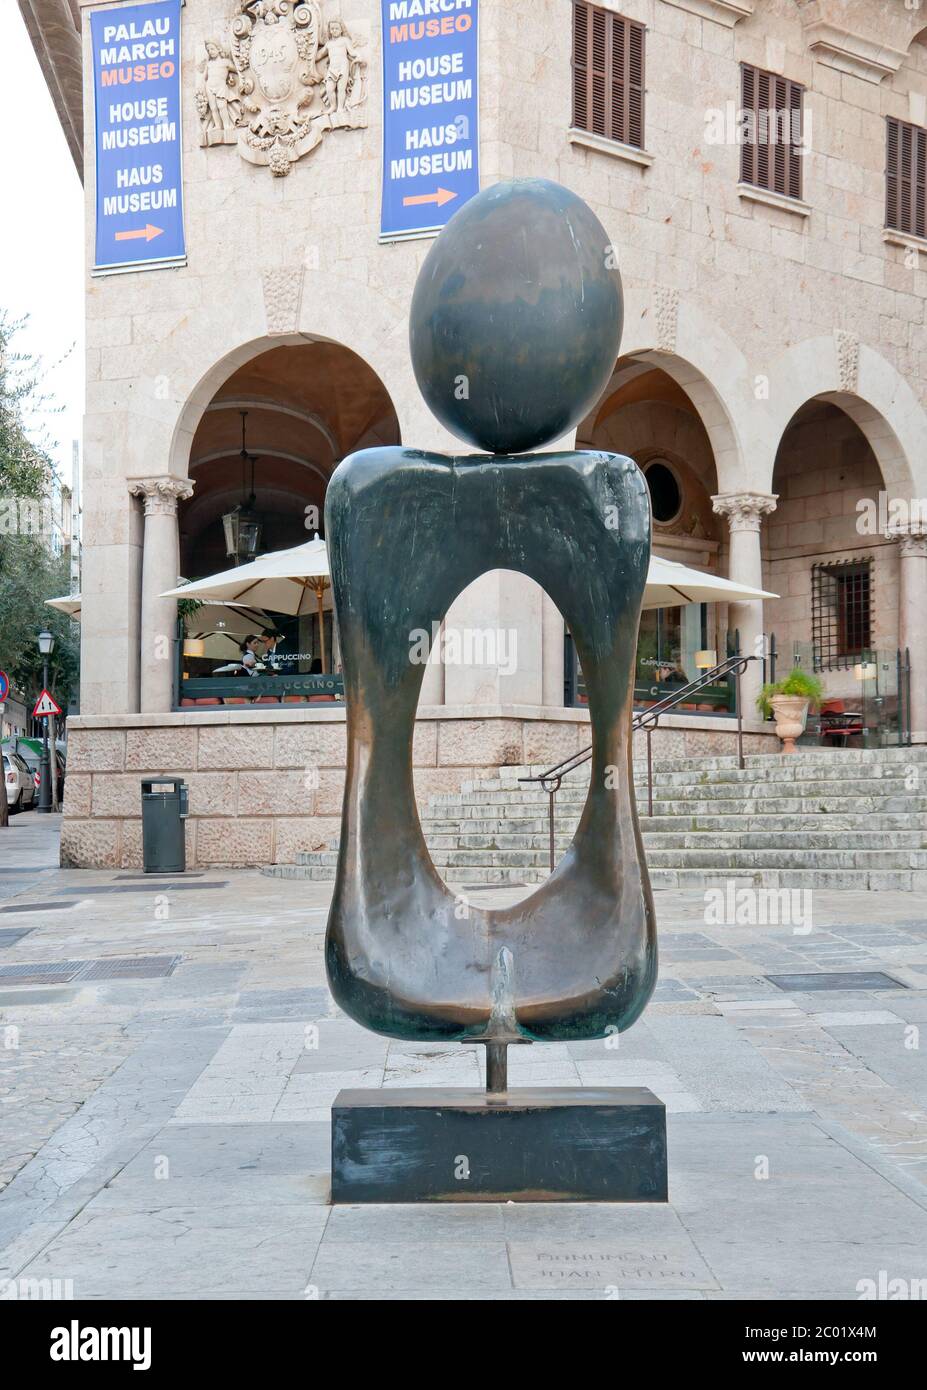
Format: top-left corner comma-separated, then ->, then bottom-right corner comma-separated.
740,63 -> 804,201
886,117 -> 927,239
572,3 -> 645,150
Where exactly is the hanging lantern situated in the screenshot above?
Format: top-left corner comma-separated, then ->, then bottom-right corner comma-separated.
221,410 -> 263,564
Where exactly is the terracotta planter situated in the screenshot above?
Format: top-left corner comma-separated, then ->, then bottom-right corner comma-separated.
770,694 -> 810,754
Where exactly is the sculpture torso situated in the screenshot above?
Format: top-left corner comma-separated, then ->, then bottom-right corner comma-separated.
324,445 -> 657,1043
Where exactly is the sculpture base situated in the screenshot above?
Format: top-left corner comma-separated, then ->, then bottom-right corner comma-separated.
330,1087 -> 667,1204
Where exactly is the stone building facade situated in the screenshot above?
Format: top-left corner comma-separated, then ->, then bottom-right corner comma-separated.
24,0 -> 927,866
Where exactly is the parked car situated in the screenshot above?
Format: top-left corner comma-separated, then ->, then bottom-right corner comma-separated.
3,752 -> 37,812
1,737 -> 65,803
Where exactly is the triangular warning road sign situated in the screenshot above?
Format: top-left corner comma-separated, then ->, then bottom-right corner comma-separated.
33,689 -> 62,718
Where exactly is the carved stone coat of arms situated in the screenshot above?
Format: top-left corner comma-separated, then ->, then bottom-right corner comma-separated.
196,2 -> 368,176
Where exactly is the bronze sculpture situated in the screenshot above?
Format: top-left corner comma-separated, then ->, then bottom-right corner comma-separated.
325,180 -> 663,1201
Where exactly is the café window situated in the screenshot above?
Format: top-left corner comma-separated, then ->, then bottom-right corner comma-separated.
811,559 -> 872,670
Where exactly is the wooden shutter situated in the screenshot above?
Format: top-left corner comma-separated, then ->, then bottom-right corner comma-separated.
572,3 -> 645,150
740,63 -> 756,185
627,21 -> 644,148
886,116 -> 927,238
572,2 -> 589,131
740,63 -> 803,200
590,5 -> 607,135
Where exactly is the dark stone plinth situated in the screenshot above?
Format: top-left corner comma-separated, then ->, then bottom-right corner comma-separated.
331,1087 -> 667,1204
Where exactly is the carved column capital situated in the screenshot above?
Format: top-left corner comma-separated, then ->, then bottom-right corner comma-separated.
712,491 -> 778,533
889,524 -> 927,560
128,476 -> 194,517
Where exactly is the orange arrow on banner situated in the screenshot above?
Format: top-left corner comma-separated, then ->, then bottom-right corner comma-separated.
114,224 -> 164,243
402,188 -> 457,208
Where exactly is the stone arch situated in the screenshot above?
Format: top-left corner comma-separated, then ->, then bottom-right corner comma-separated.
111,268 -> 423,486
763,336 -> 926,500
167,328 -> 406,485
611,288 -> 764,494
172,335 -> 402,580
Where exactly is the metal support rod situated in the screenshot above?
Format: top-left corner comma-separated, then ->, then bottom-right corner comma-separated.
485,1042 -> 508,1094
735,664 -> 745,770
37,655 -> 52,814
646,726 -> 653,818
548,785 -> 556,871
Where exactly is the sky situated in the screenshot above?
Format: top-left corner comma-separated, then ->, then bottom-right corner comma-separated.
0,6 -> 84,490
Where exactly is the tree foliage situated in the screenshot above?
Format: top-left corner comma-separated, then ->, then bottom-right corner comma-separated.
0,311 -> 79,709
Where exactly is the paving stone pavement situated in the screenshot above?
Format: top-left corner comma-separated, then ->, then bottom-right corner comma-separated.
1,815 -> 926,1300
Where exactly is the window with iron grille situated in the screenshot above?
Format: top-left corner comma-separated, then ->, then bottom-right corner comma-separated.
886,117 -> 927,239
811,560 -> 872,671
740,63 -> 804,201
572,3 -> 645,149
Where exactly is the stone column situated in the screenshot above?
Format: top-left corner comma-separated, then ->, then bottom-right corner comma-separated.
891,525 -> 927,744
128,477 -> 193,714
711,491 -> 778,716
443,571 -> 543,707
541,592 -> 565,707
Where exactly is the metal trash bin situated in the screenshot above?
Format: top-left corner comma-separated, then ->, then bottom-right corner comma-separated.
141,777 -> 188,874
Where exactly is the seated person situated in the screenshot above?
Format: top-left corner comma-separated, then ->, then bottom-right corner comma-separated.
260,630 -> 288,672
655,664 -> 689,687
239,634 -> 267,675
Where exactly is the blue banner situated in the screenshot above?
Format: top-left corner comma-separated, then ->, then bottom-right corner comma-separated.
380,0 -> 480,240
91,0 -> 185,272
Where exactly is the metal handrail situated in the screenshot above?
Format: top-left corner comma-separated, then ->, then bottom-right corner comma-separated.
519,654 -> 761,870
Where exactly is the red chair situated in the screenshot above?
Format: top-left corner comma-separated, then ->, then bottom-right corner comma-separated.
819,699 -> 864,747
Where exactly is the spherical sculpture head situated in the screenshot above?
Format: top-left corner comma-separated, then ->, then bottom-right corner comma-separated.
409,178 -> 623,455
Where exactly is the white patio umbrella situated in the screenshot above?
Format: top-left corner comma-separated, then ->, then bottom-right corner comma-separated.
44,594 -> 275,633
182,601 -> 273,639
162,537 -> 333,670
643,556 -> 776,609
45,594 -> 82,619
163,542 -> 774,676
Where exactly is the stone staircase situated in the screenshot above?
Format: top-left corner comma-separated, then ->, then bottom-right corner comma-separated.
264,745 -> 927,891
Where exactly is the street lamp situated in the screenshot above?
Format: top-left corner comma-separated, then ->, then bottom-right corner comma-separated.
36,629 -> 55,814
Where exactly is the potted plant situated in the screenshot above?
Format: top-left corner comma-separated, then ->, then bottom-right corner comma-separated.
756,668 -> 824,753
